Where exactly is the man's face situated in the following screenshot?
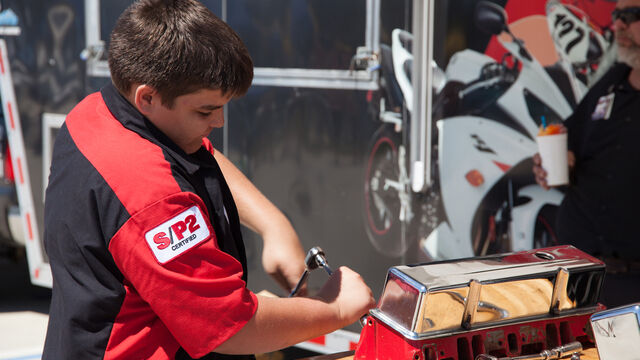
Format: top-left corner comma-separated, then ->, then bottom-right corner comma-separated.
148,88 -> 232,154
614,0 -> 640,69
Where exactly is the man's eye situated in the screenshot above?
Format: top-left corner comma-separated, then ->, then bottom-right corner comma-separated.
197,111 -> 212,117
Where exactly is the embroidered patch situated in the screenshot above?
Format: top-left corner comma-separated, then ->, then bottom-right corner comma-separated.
144,206 -> 211,264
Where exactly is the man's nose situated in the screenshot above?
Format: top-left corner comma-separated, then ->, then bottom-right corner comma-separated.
212,109 -> 224,124
613,17 -> 628,33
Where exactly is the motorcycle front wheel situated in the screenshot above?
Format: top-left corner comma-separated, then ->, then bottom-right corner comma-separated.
533,205 -> 559,249
362,124 -> 406,257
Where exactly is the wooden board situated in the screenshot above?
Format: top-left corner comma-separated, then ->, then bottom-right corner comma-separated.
309,348 -> 599,360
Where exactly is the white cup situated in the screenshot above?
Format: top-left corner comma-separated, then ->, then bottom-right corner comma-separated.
536,133 -> 568,186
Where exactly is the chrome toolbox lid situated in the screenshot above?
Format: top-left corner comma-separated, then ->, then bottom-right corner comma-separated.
370,245 -> 605,340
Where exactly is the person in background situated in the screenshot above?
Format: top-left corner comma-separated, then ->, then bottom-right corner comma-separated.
42,1 -> 375,359
533,0 -> 640,308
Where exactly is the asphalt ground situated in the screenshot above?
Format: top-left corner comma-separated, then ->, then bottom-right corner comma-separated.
0,253 -> 51,313
0,252 -> 50,360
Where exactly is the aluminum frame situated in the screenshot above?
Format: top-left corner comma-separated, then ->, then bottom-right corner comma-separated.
83,0 -> 380,91
410,0 -> 435,192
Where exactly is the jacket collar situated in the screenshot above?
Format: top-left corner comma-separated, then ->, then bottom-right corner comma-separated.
100,82 -> 210,175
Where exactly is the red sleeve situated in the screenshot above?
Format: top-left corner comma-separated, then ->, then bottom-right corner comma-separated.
108,191 -> 257,357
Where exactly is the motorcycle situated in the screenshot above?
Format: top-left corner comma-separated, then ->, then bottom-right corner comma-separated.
364,1 -> 612,260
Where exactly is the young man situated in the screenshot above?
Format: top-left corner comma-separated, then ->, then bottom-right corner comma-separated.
42,1 -> 375,359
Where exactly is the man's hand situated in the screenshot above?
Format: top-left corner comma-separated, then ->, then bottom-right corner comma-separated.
533,151 -> 575,190
217,267 -> 376,354
316,266 -> 376,327
261,227 -> 306,294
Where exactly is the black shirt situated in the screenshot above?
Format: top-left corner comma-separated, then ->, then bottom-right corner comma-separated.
558,63 -> 640,260
43,83 -> 257,359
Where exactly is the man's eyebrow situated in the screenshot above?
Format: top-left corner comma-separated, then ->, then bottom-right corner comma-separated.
197,104 -> 225,110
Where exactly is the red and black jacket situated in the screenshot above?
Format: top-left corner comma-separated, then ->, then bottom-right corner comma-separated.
43,83 -> 257,360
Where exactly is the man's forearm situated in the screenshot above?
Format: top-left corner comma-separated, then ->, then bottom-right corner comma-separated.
213,149 -> 290,235
216,266 -> 376,355
215,295 -> 344,354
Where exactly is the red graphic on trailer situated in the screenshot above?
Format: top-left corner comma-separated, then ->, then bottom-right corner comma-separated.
484,0 -> 615,67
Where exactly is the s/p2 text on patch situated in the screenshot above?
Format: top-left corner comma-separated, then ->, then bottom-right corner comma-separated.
144,206 -> 211,264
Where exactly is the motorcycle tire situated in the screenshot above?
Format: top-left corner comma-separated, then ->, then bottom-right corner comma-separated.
362,124 -> 407,257
533,205 -> 559,249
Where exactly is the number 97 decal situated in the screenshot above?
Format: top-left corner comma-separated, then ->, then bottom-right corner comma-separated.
546,2 -> 599,63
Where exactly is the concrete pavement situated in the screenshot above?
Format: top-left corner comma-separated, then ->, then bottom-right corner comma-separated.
0,255 -> 50,360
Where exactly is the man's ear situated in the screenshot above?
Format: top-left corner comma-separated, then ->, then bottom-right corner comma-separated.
132,84 -> 158,117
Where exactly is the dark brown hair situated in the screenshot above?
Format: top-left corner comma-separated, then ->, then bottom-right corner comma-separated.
108,0 -> 253,107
